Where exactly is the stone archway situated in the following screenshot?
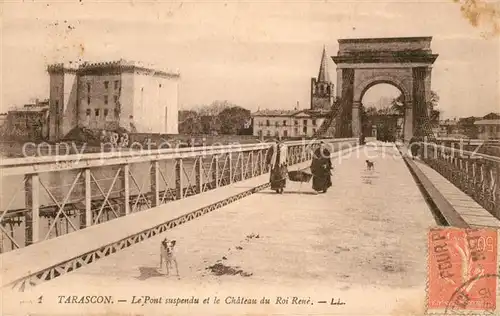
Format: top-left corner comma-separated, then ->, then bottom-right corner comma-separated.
357,77 -> 409,140
332,37 -> 438,141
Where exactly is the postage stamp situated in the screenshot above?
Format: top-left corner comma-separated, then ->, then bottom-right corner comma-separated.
427,228 -> 498,314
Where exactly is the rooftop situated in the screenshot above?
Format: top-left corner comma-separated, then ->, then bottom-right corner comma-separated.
317,46 -> 330,83
440,119 -> 459,126
9,106 -> 49,113
24,102 -> 49,109
338,36 -> 432,44
334,36 -> 437,64
252,109 -> 300,117
47,59 -> 180,77
483,112 -> 500,119
252,108 -> 331,118
474,119 -> 500,125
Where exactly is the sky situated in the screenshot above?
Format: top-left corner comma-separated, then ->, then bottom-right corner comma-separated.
1,0 -> 499,119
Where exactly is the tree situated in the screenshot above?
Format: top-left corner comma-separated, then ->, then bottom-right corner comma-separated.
200,115 -> 221,134
195,100 -> 232,116
179,101 -> 251,135
365,106 -> 378,117
427,91 -> 440,111
458,116 -> 479,139
218,106 -> 251,135
360,105 -> 368,129
378,106 -> 398,116
430,109 -> 440,126
390,94 -> 405,116
178,110 -> 203,134
428,91 -> 440,126
391,90 -> 440,125
179,110 -> 198,122
427,91 -> 441,126
193,100 -> 235,134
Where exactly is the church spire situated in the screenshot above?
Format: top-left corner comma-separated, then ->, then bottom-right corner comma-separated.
317,45 -> 329,83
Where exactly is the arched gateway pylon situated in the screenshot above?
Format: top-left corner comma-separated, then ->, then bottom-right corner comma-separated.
320,37 -> 438,141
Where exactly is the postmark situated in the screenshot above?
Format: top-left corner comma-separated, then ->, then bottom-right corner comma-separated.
445,273 -> 499,315
427,228 -> 498,314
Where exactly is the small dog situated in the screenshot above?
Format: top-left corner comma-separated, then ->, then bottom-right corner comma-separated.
366,160 -> 375,171
159,238 -> 179,276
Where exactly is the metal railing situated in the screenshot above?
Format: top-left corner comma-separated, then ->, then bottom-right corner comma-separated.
416,142 -> 500,219
436,138 -> 500,144
0,138 -> 358,253
434,138 -> 500,157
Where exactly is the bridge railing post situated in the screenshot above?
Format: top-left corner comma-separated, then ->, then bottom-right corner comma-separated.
262,148 -> 268,173
122,164 -> 130,215
24,173 -> 40,246
228,153 -> 233,184
84,168 -> 92,227
494,164 -> 500,218
213,155 -> 220,188
249,151 -> 254,177
259,149 -> 264,175
240,152 -> 245,181
150,161 -> 160,207
195,157 -> 203,194
175,158 -> 184,200
251,151 -> 256,177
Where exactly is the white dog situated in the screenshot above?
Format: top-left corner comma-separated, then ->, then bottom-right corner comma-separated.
159,238 -> 179,276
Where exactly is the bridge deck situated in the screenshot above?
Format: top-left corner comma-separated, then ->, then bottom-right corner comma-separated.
4,143 -> 439,315
413,159 -> 500,228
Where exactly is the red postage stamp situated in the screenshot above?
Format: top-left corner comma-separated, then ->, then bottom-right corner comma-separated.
427,228 -> 498,313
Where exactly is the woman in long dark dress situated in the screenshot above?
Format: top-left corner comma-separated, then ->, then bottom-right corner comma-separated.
409,136 -> 421,159
310,142 -> 332,193
265,140 -> 288,194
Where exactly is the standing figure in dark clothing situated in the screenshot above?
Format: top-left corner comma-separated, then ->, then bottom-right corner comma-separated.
310,142 -> 333,193
409,136 -> 422,159
265,140 -> 288,194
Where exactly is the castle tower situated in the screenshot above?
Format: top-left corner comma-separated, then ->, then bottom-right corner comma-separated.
47,60 -> 180,140
47,63 -> 79,141
310,46 -> 334,111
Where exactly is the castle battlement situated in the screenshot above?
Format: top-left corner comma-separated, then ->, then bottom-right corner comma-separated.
47,62 -> 80,73
47,59 -> 180,78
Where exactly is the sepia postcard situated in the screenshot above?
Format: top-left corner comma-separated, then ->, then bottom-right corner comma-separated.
1,0 -> 500,315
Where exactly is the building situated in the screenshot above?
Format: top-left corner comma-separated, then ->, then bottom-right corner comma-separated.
252,109 -> 329,138
434,119 -> 460,137
2,99 -> 50,140
24,98 -> 50,109
475,119 -> 500,140
251,46 -> 334,138
0,113 -> 8,128
483,112 -> 500,120
243,119 -> 252,129
47,60 -> 180,141
310,46 -> 334,111
364,107 -> 404,141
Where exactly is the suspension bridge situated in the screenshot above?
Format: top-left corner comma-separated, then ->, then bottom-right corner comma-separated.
0,134 -> 499,315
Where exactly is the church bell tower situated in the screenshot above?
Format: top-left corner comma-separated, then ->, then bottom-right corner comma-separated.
310,46 -> 334,111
